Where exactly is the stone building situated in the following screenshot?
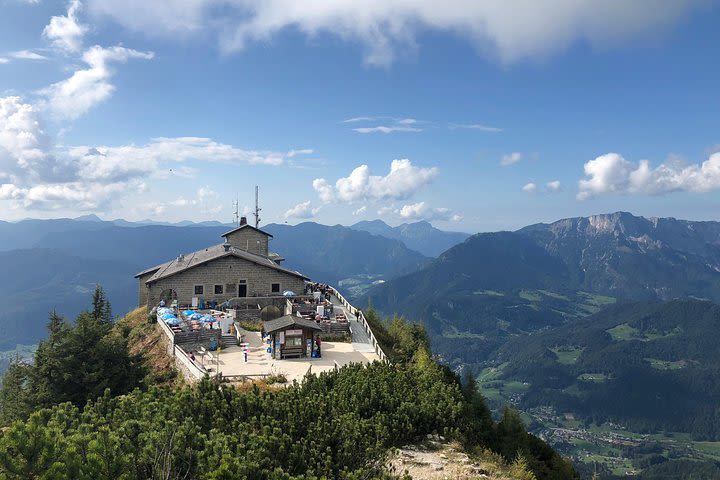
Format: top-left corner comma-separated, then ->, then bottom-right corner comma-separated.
135,217 -> 308,308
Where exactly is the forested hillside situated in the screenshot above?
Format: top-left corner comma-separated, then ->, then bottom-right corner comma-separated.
0,289 -> 577,479
494,299 -> 720,439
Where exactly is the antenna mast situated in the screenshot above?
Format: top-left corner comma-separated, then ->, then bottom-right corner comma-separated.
253,185 -> 261,228
232,195 -> 239,227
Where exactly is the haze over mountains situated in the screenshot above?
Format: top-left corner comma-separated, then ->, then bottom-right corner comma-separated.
0,217 -> 440,350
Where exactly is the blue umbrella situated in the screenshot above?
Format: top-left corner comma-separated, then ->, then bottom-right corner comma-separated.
164,317 -> 180,326
201,315 -> 216,323
283,290 -> 296,297
183,310 -> 195,316
160,313 -> 176,320
189,313 -> 203,320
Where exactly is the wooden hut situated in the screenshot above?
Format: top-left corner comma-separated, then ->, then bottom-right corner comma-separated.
264,315 -> 322,359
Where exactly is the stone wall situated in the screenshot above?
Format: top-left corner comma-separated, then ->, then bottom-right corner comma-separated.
145,255 -> 305,307
137,271 -> 157,307
224,228 -> 269,256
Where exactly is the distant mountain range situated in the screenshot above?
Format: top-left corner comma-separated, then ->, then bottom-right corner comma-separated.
0,218 -> 434,350
365,212 -> 720,367
350,219 -> 470,257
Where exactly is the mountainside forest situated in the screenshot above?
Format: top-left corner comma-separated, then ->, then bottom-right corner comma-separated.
0,289 -> 577,480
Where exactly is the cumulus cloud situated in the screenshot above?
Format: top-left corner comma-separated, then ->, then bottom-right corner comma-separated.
577,152 -> 720,200
43,0 -> 89,53
352,205 -> 367,216
0,96 -> 288,211
313,159 -> 438,203
0,58 -> 8,64
0,96 -> 59,183
397,201 -> 459,222
68,137 -> 285,182
40,45 -> 154,120
546,180 -> 562,192
87,0 -> 705,65
522,182 -> 537,193
501,152 -> 522,166
284,200 -> 320,219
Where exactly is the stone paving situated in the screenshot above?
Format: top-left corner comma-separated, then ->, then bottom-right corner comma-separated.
199,293 -> 380,383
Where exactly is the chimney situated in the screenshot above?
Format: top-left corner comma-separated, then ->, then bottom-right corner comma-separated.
240,216 -> 247,226
223,241 -> 231,252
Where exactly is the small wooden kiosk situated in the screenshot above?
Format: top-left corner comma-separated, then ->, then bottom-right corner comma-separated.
264,315 -> 322,359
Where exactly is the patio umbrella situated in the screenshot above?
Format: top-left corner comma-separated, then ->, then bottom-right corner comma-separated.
183,310 -> 195,316
282,290 -> 296,297
164,317 -> 180,326
188,313 -> 203,320
160,313 -> 176,320
201,315 -> 216,323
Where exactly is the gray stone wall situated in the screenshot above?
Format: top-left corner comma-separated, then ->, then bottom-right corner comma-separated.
225,229 -> 269,256
137,271 -> 156,307
145,256 -> 305,307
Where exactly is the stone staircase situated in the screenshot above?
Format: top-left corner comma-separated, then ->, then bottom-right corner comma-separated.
221,334 -> 238,348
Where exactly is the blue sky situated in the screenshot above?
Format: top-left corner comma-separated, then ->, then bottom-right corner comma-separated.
1,0 -> 719,232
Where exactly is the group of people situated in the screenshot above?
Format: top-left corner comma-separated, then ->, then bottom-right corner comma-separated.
305,282 -> 332,301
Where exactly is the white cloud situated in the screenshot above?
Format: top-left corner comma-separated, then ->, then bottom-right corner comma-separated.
10,50 -> 48,60
87,0 -> 705,65
501,152 -> 522,166
287,148 -> 313,158
41,45 -> 154,120
522,182 -> 537,193
313,159 -> 438,203
352,205 -> 367,216
0,95 -> 287,212
284,200 -> 320,219
577,152 -> 720,200
452,123 -> 503,132
397,118 -> 417,125
352,125 -> 421,134
43,0 -> 89,53
0,96 -> 57,183
377,205 -> 394,216
68,136 -> 285,182
342,116 -> 375,123
546,180 -> 562,192
397,201 -> 458,221
0,58 -> 9,64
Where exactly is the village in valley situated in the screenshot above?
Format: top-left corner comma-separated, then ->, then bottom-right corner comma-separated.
136,195 -> 386,385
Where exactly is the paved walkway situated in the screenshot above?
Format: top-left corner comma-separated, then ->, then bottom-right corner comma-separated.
328,294 -> 376,353
201,296 -> 381,383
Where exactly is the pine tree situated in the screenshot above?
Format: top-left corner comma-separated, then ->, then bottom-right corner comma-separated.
91,284 -> 113,324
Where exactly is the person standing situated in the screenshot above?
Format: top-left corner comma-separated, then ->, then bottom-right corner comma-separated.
315,335 -> 322,358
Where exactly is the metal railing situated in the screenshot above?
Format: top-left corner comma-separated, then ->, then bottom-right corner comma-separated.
328,286 -> 388,362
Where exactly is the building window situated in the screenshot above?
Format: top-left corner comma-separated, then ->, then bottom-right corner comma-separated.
271,283 -> 280,293
214,284 -> 223,295
194,285 -> 204,295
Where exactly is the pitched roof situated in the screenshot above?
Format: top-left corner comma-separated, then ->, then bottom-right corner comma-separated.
263,315 -> 322,334
134,264 -> 167,278
221,223 -> 273,238
136,243 -> 308,283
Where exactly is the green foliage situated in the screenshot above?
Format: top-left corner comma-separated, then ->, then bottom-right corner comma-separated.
0,288 -> 145,425
0,292 -> 576,479
363,306 -> 431,364
495,299 -> 720,440
91,284 -> 113,324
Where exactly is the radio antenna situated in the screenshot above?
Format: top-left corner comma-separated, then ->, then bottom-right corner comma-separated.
253,186 -> 261,228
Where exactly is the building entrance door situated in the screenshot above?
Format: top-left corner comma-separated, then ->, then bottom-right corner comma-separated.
238,284 -> 247,297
